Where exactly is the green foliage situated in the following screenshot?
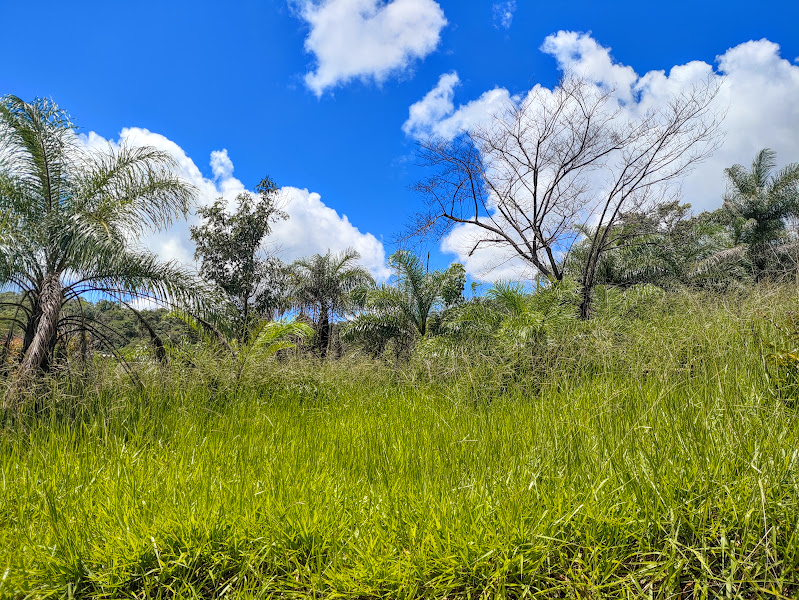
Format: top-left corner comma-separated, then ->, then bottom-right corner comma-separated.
3,97 -> 799,596
344,251 -> 465,358
763,312 -> 799,407
721,148 -> 799,279
290,248 -> 374,357
567,202 -> 741,291
2,287 -> 799,597
416,279 -> 580,395
0,291 -> 197,371
565,149 -> 799,304
190,177 -> 289,340
440,261 -> 466,306
246,319 -> 314,358
0,95 -> 205,384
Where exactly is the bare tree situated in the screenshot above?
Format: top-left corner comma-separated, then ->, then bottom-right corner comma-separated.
414,75 -> 722,318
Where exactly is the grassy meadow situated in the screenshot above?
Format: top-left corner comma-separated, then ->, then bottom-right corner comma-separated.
2,286 -> 799,598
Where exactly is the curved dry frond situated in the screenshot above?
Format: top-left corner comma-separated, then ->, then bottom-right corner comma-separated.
689,244 -> 748,278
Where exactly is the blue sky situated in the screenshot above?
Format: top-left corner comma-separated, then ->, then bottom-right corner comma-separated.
2,0 -> 799,280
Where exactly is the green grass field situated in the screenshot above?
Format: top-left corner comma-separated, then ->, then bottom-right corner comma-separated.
2,287 -> 799,598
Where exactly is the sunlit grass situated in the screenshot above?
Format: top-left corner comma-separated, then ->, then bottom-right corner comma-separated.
2,286 -> 799,598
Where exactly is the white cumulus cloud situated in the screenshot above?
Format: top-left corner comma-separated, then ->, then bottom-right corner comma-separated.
278,187 -> 389,278
403,71 -> 512,139
296,0 -> 447,95
78,128 -> 389,280
404,31 -> 799,282
440,221 -> 535,283
209,149 -> 234,180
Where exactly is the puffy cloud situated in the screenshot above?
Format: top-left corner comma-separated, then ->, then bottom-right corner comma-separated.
492,1 -> 516,30
210,149 -> 234,180
297,0 -> 447,95
278,187 -> 389,278
77,128 -> 389,279
404,32 -> 799,281
441,220 -> 535,283
402,71 -> 460,136
541,31 -> 638,103
403,71 -> 512,139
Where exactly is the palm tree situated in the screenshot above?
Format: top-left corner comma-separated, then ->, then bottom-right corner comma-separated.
568,203 -> 735,289
437,279 -> 577,348
0,95 -> 204,403
721,148 -> 799,279
344,251 -> 464,357
290,248 -> 373,358
377,250 -> 464,336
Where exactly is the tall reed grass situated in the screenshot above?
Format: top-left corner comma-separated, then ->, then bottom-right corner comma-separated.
1,286 -> 798,598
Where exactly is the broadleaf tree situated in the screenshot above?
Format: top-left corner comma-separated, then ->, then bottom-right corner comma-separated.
190,177 -> 289,341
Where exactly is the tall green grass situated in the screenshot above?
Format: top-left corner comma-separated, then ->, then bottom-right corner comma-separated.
2,286 -> 799,598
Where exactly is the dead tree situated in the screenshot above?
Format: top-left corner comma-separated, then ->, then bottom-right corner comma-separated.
414,75 -> 722,318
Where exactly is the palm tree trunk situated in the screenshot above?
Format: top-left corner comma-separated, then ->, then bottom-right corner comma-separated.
20,274 -> 62,374
3,274 -> 62,413
319,306 -> 330,359
21,300 -> 42,358
579,254 -> 598,320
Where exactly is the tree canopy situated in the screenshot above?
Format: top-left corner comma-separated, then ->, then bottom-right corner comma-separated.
721,148 -> 799,279
0,95 -> 204,406
190,177 -> 289,341
290,248 -> 374,358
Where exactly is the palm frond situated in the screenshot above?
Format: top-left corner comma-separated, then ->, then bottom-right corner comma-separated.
249,320 -> 313,358
75,142 -> 196,234
689,244 -> 748,278
487,280 -> 528,316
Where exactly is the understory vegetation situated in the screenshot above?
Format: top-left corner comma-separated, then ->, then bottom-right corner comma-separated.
3,285 -> 799,598
3,91 -> 799,598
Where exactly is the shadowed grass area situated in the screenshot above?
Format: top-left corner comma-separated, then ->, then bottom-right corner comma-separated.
2,287 -> 799,598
